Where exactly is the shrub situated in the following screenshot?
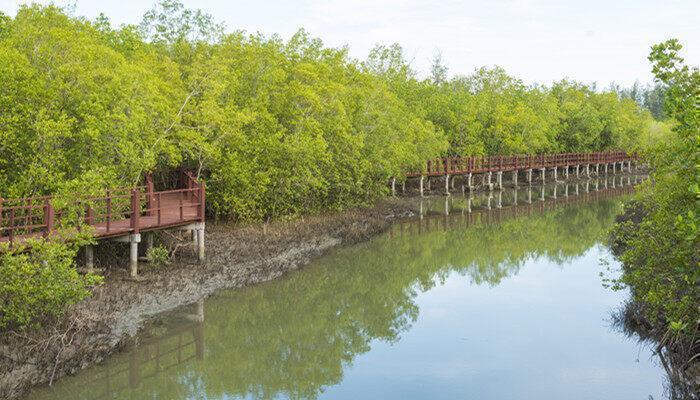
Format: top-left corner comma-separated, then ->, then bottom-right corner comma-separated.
0,233 -> 103,330
146,245 -> 171,267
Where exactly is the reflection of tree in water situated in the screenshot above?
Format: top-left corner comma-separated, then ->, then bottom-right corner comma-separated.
28,193 -> 628,400
611,301 -> 699,400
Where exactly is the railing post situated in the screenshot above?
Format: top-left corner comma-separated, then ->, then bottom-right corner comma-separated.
157,193 -> 162,225
9,208 -> 15,246
44,198 -> 54,238
179,192 -> 184,221
106,191 -> 112,233
131,188 -> 140,234
85,205 -> 93,225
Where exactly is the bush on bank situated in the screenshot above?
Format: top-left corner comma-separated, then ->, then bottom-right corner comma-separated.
609,39 -> 699,340
0,232 -> 102,329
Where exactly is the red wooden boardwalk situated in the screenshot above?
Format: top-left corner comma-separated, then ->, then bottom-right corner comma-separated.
0,172 -> 205,247
405,151 -> 637,177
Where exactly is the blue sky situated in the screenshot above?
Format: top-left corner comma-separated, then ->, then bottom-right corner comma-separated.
1,0 -> 698,87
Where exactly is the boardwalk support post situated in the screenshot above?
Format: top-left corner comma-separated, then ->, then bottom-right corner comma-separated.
466,173 -> 473,191
496,171 -> 503,190
540,168 -> 546,184
575,165 -> 580,178
129,234 -> 141,278
391,178 -> 396,197
196,222 -> 205,262
553,167 -> 558,182
586,164 -> 591,178
512,170 -> 518,188
527,169 -> 533,185
420,176 -> 425,198
445,174 -> 450,196
487,172 -> 493,191
564,166 -> 569,179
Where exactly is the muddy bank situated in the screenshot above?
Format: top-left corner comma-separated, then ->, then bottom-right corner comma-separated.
0,198 -> 418,399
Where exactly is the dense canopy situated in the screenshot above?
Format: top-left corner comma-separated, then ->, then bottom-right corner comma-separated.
0,2 -> 659,220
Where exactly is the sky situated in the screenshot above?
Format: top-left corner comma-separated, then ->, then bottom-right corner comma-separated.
1,0 -> 698,87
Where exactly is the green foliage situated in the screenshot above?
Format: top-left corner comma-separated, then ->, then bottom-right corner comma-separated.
0,1 -> 659,221
610,39 -> 699,336
146,245 -> 171,267
0,232 -> 102,329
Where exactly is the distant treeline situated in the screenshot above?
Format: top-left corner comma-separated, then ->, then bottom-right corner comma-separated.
0,2 -> 666,220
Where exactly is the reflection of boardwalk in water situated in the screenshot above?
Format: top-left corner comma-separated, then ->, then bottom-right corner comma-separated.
28,301 -> 205,400
391,175 -> 642,236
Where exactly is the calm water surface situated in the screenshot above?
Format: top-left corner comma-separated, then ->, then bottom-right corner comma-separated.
26,177 -> 666,400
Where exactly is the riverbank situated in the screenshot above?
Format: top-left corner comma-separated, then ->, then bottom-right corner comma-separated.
0,198 -> 418,399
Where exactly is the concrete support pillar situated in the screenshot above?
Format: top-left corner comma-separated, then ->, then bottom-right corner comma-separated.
595,164 -> 600,176
445,174 -> 450,196
427,178 -> 431,191
129,234 -> 141,278
575,165 -> 580,178
496,171 -> 503,190
487,172 -> 493,191
540,168 -> 546,184
553,167 -> 558,182
628,161 -> 632,172
564,166 -> 569,179
391,178 -> 396,196
402,181 -> 406,194
586,164 -> 590,177
85,245 -> 94,272
196,222 -> 205,262
420,176 -> 425,198
451,175 -> 456,190
527,169 -> 533,185
604,164 -> 608,175
513,170 -> 518,188
466,173 -> 473,191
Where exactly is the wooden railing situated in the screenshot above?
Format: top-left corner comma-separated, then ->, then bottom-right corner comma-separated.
0,171 -> 205,247
406,151 -> 638,177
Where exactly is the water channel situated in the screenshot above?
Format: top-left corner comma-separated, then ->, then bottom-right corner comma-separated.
26,175 -> 668,400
